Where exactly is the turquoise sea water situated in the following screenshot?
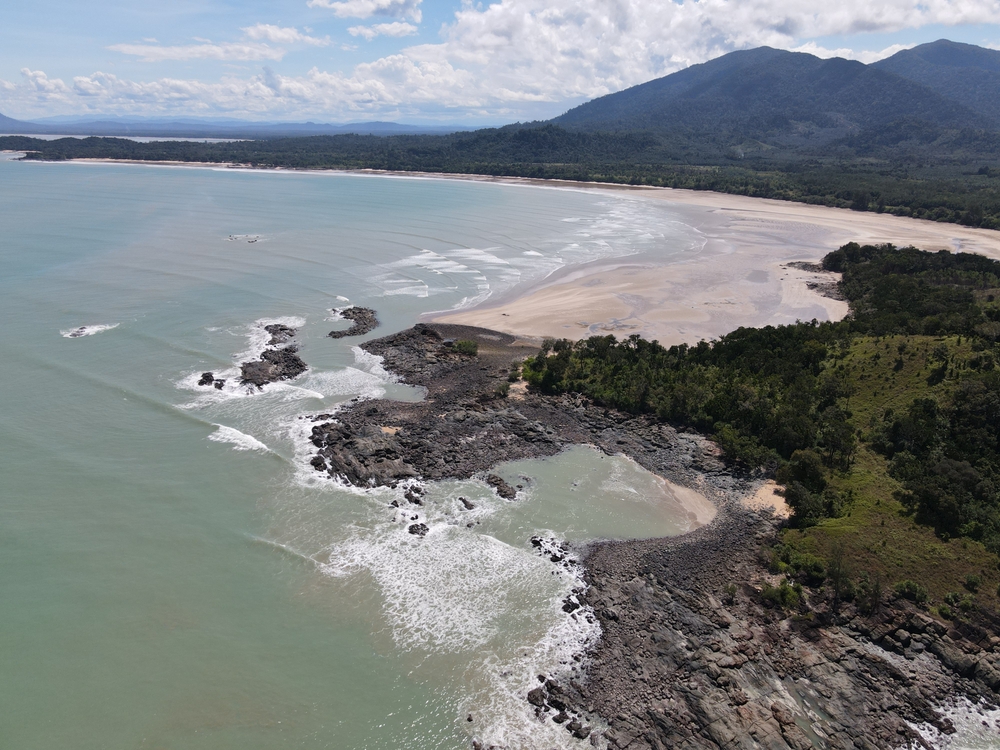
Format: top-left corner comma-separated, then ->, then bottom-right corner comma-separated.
0,157 -> 707,750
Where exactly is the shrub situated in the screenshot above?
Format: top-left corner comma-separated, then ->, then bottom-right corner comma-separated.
723,583 -> 737,604
894,579 -> 928,604
760,579 -> 801,609
938,603 -> 953,619
453,339 -> 478,356
857,572 -> 883,616
494,381 -> 510,398
964,574 -> 981,592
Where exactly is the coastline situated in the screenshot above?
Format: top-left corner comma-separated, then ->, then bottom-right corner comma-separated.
16,155 -> 1000,345
428,183 -> 1000,345
307,321 -> 1000,749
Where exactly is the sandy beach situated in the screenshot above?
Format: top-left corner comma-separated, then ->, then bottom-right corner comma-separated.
430,185 -> 1000,345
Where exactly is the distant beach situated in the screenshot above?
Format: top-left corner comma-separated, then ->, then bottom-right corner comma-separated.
429,182 -> 1000,345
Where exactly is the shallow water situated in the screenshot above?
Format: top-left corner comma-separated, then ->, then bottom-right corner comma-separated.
0,158 -> 708,749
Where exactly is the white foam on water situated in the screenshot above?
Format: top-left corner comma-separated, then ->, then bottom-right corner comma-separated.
233,315 -> 307,363
335,295 -> 350,302
60,323 -> 119,338
208,424 -> 272,452
906,697 -> 1000,749
307,475 -> 604,749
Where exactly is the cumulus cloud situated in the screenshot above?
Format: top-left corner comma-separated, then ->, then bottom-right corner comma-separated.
308,0 -> 422,22
348,22 -> 419,41
241,23 -> 331,46
108,42 -> 285,62
5,0 -> 1000,120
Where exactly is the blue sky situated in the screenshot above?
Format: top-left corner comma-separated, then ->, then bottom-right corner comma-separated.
2,0 -> 999,124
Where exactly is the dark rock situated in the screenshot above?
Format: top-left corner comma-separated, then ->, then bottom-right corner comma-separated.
297,324 -> 1000,747
198,372 -> 215,386
240,347 -> 307,387
407,523 -> 429,537
460,497 -> 475,510
485,473 -> 517,500
213,379 -> 225,389
552,712 -> 569,724
263,323 -> 296,346
328,307 -> 379,339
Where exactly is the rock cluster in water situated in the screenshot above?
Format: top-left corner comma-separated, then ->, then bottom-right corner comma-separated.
328,306 -> 379,339
307,322 -> 1000,749
198,371 -> 226,389
238,323 -> 308,388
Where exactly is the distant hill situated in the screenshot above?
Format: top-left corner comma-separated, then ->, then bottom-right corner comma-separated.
552,45 -> 991,145
0,112 -> 37,133
0,113 -> 470,138
872,39 -> 1000,126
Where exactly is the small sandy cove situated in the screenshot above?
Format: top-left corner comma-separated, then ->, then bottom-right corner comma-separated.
430,185 -> 1000,345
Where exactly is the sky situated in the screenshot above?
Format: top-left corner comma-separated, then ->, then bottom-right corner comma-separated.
1,0 -> 999,125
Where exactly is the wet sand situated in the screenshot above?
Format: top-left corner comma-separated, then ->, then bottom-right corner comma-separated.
429,186 -> 1000,345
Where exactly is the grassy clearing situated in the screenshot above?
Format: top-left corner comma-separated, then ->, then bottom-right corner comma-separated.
784,334 -> 1000,613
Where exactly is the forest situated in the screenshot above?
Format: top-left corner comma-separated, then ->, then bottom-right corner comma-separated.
4,126 -> 1000,229
521,244 -> 1000,567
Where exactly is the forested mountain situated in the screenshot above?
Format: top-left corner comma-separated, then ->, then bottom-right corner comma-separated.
873,40 -> 1000,126
553,44 -> 992,142
0,112 -> 33,132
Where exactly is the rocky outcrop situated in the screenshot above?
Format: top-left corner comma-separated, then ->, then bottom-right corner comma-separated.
264,323 -> 296,345
328,306 -> 379,339
240,346 -> 307,387
238,324 -> 307,388
548,511 -> 1000,749
305,323 -> 1000,748
308,324 -> 728,491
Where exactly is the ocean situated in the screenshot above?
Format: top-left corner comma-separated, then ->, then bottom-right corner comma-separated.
0,156 -> 707,750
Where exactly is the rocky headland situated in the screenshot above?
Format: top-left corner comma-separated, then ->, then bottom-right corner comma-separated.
328,306 -> 379,339
305,323 -> 1000,749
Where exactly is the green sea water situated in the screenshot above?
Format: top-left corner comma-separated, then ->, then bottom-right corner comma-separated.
0,156 -> 708,750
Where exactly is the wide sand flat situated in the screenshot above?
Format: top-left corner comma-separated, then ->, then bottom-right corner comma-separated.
430,185 -> 1000,345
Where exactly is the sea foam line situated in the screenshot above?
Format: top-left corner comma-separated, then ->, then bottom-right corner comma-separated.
61,323 -> 119,338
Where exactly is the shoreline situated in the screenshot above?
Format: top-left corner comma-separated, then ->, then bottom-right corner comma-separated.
28,156 -> 1000,344
305,321 -> 1000,749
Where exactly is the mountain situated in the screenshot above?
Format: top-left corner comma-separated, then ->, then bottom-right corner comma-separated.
0,112 -> 39,133
872,39 -> 1000,125
552,46 -> 990,145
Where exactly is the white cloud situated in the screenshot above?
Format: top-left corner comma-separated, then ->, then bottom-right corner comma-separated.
348,22 -> 419,41
5,0 -> 1000,120
791,42 -> 916,63
108,42 -> 285,62
241,24 -> 331,46
20,68 -> 71,103
308,0 -> 422,22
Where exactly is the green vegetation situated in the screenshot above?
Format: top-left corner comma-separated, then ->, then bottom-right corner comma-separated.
5,130 -> 1000,230
452,339 -> 479,356
521,242 -> 1000,611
